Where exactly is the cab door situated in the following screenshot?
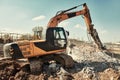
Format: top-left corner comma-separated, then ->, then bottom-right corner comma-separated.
53,28 -> 67,49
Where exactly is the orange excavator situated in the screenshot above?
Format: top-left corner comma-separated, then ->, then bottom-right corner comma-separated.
3,3 -> 105,73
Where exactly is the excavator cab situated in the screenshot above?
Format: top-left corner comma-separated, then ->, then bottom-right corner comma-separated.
46,27 -> 68,49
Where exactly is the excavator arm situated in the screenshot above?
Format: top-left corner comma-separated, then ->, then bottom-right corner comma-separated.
47,3 -> 105,50
47,4 -> 85,27
83,3 -> 105,50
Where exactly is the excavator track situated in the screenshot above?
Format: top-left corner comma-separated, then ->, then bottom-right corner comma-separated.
28,58 -> 43,74
54,54 -> 74,68
28,54 -> 74,74
38,54 -> 74,68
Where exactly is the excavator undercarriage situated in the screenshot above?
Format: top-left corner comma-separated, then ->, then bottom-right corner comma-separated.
28,54 -> 74,74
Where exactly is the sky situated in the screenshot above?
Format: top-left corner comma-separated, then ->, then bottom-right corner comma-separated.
0,0 -> 120,42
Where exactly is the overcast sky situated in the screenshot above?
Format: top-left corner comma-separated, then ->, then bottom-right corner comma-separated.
0,0 -> 120,42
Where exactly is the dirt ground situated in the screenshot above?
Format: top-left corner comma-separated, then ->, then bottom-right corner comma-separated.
0,59 -> 120,80
0,40 -> 120,80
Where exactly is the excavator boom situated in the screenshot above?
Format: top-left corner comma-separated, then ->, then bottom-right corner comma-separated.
47,3 -> 105,50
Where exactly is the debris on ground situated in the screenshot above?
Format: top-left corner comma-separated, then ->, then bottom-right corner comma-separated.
0,39 -> 120,80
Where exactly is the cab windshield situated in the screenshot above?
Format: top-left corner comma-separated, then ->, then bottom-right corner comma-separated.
54,28 -> 65,40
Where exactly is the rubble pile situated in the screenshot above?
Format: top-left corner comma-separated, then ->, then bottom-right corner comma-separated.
73,67 -> 120,80
68,40 -> 120,68
99,68 -> 120,80
67,39 -> 120,80
0,40 -> 120,80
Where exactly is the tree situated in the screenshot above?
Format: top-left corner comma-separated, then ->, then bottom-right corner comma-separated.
32,26 -> 43,40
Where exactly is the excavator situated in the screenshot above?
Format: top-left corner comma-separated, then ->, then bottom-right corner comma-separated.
3,3 -> 105,73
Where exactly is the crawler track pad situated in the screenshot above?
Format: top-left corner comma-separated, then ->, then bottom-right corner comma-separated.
54,54 -> 74,68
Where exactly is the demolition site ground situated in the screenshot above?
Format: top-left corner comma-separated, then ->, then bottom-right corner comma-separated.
0,40 -> 120,80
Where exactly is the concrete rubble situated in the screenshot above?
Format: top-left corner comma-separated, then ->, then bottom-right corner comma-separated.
0,39 -> 120,80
